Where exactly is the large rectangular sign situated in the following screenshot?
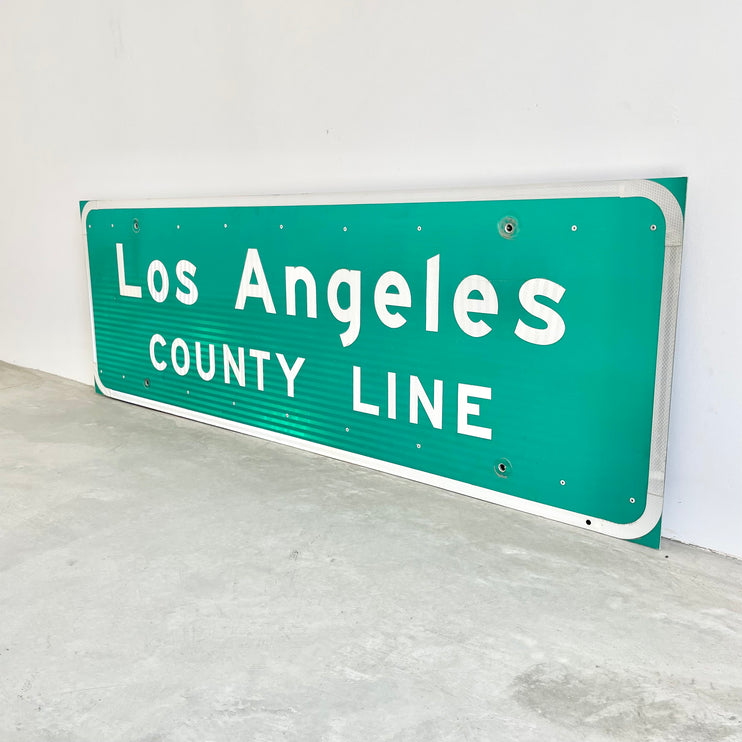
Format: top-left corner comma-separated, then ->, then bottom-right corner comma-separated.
82,178 -> 686,547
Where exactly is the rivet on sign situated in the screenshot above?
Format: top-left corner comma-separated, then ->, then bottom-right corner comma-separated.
560,479 -> 566,485
280,224 -> 284,230
122,375 -> 126,380
571,225 -> 578,232
88,224 -> 91,228
650,224 -> 657,231
177,225 -> 180,230
143,378 -> 150,388
630,497 -> 636,504
224,224 -> 228,228
345,427 -> 349,432
498,216 -> 518,238
416,443 -> 421,449
186,390 -> 190,395
285,413 -> 289,418
111,224 -> 114,228
232,401 -> 236,406
343,226 -> 348,232
417,226 -> 422,231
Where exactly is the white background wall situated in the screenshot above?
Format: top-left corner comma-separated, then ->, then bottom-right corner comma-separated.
1,1 -> 740,557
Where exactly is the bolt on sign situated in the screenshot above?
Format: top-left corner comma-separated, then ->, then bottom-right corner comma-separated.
82,178 -> 686,548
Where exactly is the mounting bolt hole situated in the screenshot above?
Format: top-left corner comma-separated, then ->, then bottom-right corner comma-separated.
585,519 -> 592,526
498,216 -> 518,239
495,458 -> 512,477
132,218 -> 140,233
143,378 -> 150,388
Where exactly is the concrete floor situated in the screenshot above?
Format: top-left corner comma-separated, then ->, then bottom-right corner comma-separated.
1,361 -> 741,742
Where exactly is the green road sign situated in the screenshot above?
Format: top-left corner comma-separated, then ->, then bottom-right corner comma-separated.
82,179 -> 686,547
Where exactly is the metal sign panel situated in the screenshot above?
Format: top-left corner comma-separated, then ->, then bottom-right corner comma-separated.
82,178 -> 686,547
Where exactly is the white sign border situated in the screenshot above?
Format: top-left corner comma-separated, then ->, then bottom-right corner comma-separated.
82,179 -> 684,542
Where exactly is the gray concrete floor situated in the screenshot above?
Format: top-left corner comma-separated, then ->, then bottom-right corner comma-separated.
1,361 -> 741,742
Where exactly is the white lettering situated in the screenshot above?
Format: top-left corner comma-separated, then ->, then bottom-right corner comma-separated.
328,269 -> 361,347
426,255 -> 440,332
387,371 -> 397,420
276,353 -> 305,398
223,344 -> 245,386
175,260 -> 198,305
409,376 -> 443,429
374,271 -> 411,329
116,243 -> 142,298
453,275 -> 498,337
234,248 -> 276,313
515,278 -> 566,345
249,349 -> 270,391
147,260 -> 169,303
149,333 -> 166,371
352,365 -> 380,415
457,384 -> 492,439
195,341 -> 215,381
285,266 -> 317,318
171,337 -> 190,376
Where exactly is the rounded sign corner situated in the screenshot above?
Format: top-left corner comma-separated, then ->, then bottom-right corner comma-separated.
81,200 -> 99,226
94,369 -> 114,398
623,180 -> 684,248
604,493 -> 664,541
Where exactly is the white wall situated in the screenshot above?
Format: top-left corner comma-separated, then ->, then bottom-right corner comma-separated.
1,1 -> 740,558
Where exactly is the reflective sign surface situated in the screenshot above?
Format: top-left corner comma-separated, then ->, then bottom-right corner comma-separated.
83,179 -> 686,547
